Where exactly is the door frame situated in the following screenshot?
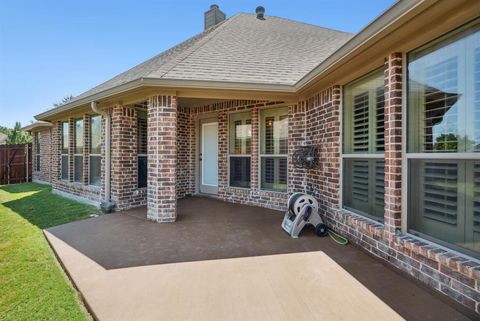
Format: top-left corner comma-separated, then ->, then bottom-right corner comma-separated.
196,114 -> 218,195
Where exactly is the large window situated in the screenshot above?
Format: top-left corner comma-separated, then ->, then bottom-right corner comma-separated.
408,21 -> 480,257
61,122 -> 69,180
89,115 -> 101,186
342,69 -> 385,221
74,119 -> 83,183
137,110 -> 147,188
229,111 -> 251,188
260,107 -> 288,192
34,132 -> 40,172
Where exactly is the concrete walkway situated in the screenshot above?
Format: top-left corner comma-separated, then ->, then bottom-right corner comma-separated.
46,231 -> 403,321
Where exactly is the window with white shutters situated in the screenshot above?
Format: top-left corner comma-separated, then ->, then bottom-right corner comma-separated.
137,109 -> 148,188
89,115 -> 101,186
343,69 -> 385,221
229,111 -> 252,188
61,122 -> 69,180
408,20 -> 480,258
260,107 -> 288,192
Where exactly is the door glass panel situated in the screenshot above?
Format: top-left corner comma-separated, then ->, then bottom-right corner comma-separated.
202,122 -> 218,186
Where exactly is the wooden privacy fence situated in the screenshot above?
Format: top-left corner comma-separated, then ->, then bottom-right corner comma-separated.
0,143 -> 32,185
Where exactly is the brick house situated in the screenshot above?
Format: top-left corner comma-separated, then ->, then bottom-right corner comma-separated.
23,1 -> 480,314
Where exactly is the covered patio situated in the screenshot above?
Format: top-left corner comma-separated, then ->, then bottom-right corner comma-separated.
45,197 -> 475,321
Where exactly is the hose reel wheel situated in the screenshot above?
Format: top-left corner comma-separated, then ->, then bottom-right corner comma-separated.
289,193 -> 318,216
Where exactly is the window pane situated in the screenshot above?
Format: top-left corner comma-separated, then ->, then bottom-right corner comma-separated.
229,156 -> 251,188
343,158 -> 384,221
408,25 -> 480,153
343,70 -> 384,154
36,155 -> 41,172
409,159 -> 479,258
229,112 -> 251,154
90,115 -> 101,154
137,110 -> 148,155
61,155 -> 68,180
74,155 -> 83,182
89,155 -> 101,186
74,119 -> 83,154
261,157 -> 287,192
35,132 -> 40,154
260,107 -> 288,155
138,155 -> 147,188
62,122 -> 69,154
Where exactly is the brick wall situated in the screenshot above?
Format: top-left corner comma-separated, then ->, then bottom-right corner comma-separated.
305,86 -> 342,213
32,128 -> 52,183
177,107 -> 192,198
51,116 -> 103,204
185,100 -> 289,210
110,105 -> 146,210
304,55 -> 480,314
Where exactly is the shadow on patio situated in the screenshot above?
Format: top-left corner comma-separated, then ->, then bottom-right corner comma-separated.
45,196 -> 475,321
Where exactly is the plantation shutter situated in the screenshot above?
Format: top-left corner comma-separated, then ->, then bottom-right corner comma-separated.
422,161 -> 458,225
473,162 -> 480,234
374,160 -> 385,214
353,92 -> 369,153
375,87 -> 385,152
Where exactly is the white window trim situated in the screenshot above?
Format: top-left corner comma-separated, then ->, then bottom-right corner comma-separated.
227,111 -> 252,189
61,122 -> 69,181
340,70 -> 386,222
257,106 -> 288,193
88,115 -> 102,187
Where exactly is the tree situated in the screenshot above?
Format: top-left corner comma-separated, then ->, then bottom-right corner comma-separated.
53,95 -> 74,107
6,122 -> 31,145
433,133 -> 458,152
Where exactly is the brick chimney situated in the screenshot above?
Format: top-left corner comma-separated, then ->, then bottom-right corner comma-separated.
204,4 -> 226,30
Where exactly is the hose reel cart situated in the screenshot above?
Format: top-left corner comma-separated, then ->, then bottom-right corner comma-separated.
281,192 -> 328,238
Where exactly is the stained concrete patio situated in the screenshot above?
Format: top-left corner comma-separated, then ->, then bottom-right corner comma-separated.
45,196 -> 476,321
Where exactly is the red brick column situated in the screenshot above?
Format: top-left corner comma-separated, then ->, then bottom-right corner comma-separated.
83,114 -> 90,184
217,110 -> 228,193
147,95 -> 177,222
384,52 -> 403,236
68,118 -> 74,182
51,121 -> 61,182
110,105 -> 138,210
250,107 -> 259,191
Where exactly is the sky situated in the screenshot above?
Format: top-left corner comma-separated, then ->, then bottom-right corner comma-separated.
0,0 -> 395,128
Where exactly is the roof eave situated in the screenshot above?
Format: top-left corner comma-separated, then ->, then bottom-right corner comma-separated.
294,0 -> 432,92
35,78 -> 296,121
21,121 -> 53,132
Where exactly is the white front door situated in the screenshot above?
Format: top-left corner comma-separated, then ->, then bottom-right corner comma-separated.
200,121 -> 218,194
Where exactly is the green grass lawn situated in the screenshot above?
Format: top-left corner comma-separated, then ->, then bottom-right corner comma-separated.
0,182 -> 99,321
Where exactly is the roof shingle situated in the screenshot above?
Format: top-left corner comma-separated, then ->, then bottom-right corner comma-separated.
60,13 -> 353,104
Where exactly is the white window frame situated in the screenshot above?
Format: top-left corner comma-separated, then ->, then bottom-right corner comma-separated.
340,69 -> 386,222
73,118 -> 84,183
403,20 -> 480,257
35,132 -> 41,172
227,110 -> 252,189
137,108 -> 148,189
258,105 -> 289,193
88,115 -> 101,187
61,122 -> 69,181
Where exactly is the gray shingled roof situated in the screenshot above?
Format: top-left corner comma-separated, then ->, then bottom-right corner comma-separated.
66,13 -> 353,104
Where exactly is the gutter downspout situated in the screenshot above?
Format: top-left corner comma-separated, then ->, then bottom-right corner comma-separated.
91,102 -> 113,212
